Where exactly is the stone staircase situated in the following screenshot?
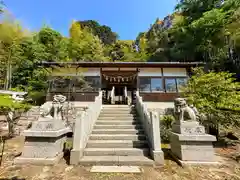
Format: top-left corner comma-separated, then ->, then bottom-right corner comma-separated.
79,105 -> 154,166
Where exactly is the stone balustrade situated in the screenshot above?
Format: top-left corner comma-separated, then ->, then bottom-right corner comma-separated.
135,91 -> 164,165
124,86 -> 128,104
110,86 -> 115,104
70,91 -> 103,165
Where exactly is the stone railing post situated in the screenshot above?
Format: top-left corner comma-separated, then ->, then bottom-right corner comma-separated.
149,111 -> 164,165
110,86 -> 115,104
70,112 -> 84,165
135,91 -> 164,165
150,111 -> 161,151
70,91 -> 102,165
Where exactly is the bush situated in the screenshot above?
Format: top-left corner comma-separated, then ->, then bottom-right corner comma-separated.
28,91 -> 46,106
0,95 -> 31,137
160,115 -> 175,143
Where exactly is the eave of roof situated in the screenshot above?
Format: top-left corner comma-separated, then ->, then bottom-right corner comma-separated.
40,61 -> 205,68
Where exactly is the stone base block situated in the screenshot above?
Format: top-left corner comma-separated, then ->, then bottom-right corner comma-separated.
172,121 -> 205,135
179,159 -> 220,166
150,150 -> 164,166
14,127 -> 69,165
14,152 -> 63,165
70,149 -> 83,165
22,127 -> 71,137
170,132 -> 216,162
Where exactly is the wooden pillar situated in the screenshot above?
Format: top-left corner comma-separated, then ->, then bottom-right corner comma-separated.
100,68 -> 102,90
136,68 -> 140,91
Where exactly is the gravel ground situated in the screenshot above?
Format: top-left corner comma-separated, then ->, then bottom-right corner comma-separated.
0,136 -> 239,180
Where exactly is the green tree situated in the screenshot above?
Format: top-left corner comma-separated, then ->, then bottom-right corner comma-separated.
182,67 -> 240,128
77,20 -> 118,45
0,95 -> 31,137
9,34 -> 49,104
69,21 -> 107,61
175,0 -> 220,22
37,26 -> 68,62
0,14 -> 28,89
142,0 -> 240,77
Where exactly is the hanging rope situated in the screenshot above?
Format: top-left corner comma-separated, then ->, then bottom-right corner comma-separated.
102,74 -> 136,82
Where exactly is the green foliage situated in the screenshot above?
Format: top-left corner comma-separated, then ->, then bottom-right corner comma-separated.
106,39 -> 149,62
0,94 -> 31,136
160,115 -> 175,142
28,91 -> 46,105
78,20 -> 118,45
144,0 -> 240,75
182,67 -> 240,127
0,95 -> 31,112
37,27 -> 68,62
69,21 -> 107,61
0,15 -> 28,89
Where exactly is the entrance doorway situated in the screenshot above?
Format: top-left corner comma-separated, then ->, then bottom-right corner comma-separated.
114,85 -> 124,104
101,71 -> 137,105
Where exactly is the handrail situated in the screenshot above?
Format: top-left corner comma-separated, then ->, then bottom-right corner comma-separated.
110,86 -> 115,104
135,91 -> 161,152
71,91 -> 102,164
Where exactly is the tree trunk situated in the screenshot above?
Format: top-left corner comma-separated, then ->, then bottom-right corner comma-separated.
8,120 -> 14,137
9,63 -> 12,89
6,111 -> 14,137
4,48 -> 12,90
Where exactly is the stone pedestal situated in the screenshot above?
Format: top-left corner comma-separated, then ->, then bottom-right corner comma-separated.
14,116 -> 70,165
170,121 -> 217,164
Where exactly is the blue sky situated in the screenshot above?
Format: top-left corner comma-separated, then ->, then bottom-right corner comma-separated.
6,0 -> 177,40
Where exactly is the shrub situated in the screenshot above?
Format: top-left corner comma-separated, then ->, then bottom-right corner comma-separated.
160,115 -> 175,143
0,95 -> 31,137
28,91 -> 46,106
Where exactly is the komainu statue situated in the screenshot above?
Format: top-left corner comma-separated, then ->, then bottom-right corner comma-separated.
174,98 -> 197,123
39,102 -> 53,118
52,94 -> 67,120
170,99 -> 217,163
39,94 -> 67,120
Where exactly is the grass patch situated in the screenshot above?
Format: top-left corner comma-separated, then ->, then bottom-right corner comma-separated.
65,138 -> 73,149
161,144 -> 170,149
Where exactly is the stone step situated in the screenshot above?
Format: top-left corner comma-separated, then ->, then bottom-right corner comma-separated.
102,106 -> 132,108
92,129 -> 144,135
90,134 -> 146,141
100,111 -> 136,114
83,148 -> 149,156
96,120 -> 140,125
79,156 -> 154,166
102,105 -> 131,108
94,125 -> 142,129
98,116 -> 137,120
102,107 -> 132,110
86,140 -> 148,148
99,114 -> 137,118
102,107 -> 135,109
101,109 -> 134,112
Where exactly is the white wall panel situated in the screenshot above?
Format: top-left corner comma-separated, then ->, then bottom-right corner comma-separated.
52,68 -> 100,76
163,68 -> 187,77
82,68 -> 100,76
138,68 -> 162,77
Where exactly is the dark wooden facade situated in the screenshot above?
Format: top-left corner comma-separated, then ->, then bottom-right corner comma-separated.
46,92 -> 99,102
139,93 -> 180,102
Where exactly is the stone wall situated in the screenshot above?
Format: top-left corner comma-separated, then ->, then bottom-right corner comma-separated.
144,102 -> 174,114
0,106 -> 40,134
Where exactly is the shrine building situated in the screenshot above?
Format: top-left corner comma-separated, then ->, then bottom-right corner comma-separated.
41,61 -> 203,110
